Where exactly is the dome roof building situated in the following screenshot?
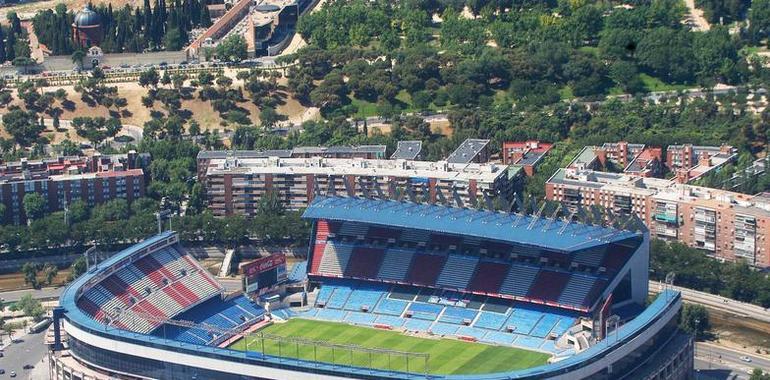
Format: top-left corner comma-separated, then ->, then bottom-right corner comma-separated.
72,5 -> 103,47
74,6 -> 101,27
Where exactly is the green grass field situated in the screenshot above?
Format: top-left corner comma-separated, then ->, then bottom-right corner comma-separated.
229,319 -> 549,375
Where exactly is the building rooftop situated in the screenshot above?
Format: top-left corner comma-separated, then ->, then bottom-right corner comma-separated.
206,157 -> 508,183
303,196 -> 642,252
446,139 -> 490,164
196,150 -> 293,160
548,168 -> 673,195
390,141 -> 422,160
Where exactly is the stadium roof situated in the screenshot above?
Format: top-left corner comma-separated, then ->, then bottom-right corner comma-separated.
303,197 -> 642,252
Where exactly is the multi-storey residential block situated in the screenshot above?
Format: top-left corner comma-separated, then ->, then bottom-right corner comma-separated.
546,168 -> 770,268
196,145 -> 386,183
501,141 -> 553,176
0,152 -> 147,224
203,156 -> 514,216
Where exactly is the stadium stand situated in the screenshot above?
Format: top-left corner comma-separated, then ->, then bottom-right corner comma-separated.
345,247 -> 386,278
436,255 -> 479,289
499,265 -> 539,297
376,249 -> 414,281
468,261 -> 509,293
317,243 -> 352,276
527,271 -> 570,302
78,244 -> 224,334
405,254 -> 446,286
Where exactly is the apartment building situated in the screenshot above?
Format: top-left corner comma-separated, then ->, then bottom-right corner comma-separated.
196,145 -> 386,182
566,142 -> 736,183
501,140 -> 553,176
0,153 -> 147,225
546,168 -> 770,268
203,156 -> 514,216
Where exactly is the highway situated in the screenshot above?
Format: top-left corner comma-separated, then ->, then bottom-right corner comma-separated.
649,282 -> 770,324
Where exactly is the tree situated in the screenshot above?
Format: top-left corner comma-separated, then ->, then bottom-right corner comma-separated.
71,49 -> 85,68
750,369 -> 770,380
68,256 -> 88,281
71,116 -> 122,147
42,263 -> 58,285
21,263 -> 39,289
139,68 -> 160,88
680,304 -> 710,340
215,35 -> 247,63
16,294 -> 44,321
23,193 -> 47,221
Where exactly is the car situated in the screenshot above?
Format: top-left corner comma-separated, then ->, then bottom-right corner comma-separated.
159,61 -> 168,66
0,351 -> 4,357
740,356 -> 752,363
9,371 -> 15,377
0,368 -> 5,374
22,364 -> 34,370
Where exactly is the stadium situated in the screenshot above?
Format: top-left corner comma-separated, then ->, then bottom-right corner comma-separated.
53,196 -> 693,379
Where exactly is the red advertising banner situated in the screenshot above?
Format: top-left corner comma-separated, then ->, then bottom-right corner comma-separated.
243,254 -> 287,279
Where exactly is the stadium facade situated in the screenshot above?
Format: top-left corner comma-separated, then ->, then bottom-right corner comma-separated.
54,197 -> 693,379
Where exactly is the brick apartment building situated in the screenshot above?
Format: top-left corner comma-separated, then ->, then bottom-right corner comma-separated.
203,156 -> 513,216
0,152 -> 148,225
501,141 -> 553,176
546,168 -> 770,268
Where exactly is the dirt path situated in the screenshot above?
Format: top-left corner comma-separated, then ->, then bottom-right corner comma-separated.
684,0 -> 711,31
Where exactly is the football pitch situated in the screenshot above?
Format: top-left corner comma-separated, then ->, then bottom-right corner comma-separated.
229,319 -> 550,375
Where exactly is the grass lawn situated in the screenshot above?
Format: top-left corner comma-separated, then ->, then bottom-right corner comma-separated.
229,319 -> 549,375
638,74 -> 693,92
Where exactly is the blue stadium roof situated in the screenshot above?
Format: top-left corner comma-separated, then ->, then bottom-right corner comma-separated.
303,197 -> 642,252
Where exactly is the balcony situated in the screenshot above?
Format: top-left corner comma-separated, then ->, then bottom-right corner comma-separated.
654,213 -> 678,224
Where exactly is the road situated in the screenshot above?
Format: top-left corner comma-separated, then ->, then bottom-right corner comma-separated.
0,288 -> 63,303
696,342 -> 770,378
0,328 -> 48,379
650,282 -> 770,324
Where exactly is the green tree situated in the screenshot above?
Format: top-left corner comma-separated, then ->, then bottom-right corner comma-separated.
215,35 -> 247,63
16,294 -> 44,321
68,256 -> 88,281
680,304 -> 710,340
21,263 -> 39,288
42,263 -> 58,285
2,109 -> 43,147
23,193 -> 47,221
750,368 -> 770,380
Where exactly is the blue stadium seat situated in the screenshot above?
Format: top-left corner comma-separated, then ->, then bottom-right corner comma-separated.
346,312 -> 377,325
407,303 -> 444,320
430,322 -> 459,336
374,297 -> 409,316
473,311 -> 510,330
375,315 -> 404,328
439,306 -> 477,325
